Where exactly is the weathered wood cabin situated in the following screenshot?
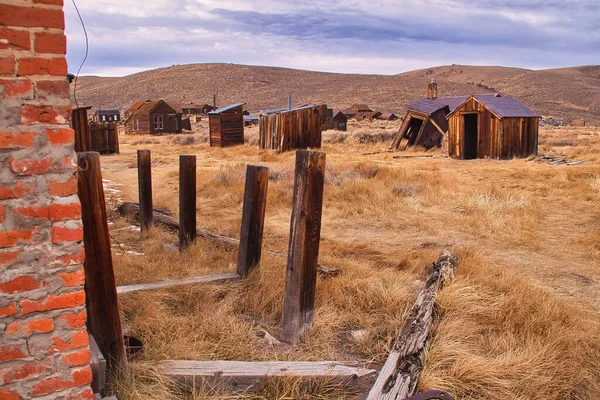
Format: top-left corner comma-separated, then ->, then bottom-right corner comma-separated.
380,112 -> 398,121
332,110 -> 348,131
180,103 -> 200,115
340,108 -> 356,119
123,100 -> 183,135
392,94 -> 539,159
259,104 -> 324,152
208,103 -> 245,147
93,109 -> 120,123
351,104 -> 372,114
446,95 -> 539,159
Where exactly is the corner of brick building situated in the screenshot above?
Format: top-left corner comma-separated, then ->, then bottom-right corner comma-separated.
1,0 -> 94,399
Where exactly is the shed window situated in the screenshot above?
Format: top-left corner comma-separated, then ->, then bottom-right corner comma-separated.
153,115 -> 164,130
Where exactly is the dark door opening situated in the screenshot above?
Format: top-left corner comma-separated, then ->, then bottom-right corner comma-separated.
406,118 -> 424,147
463,113 -> 478,159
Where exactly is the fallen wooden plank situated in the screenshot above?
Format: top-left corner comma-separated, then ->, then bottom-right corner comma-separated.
117,273 -> 241,295
116,202 -> 340,277
366,251 -> 457,400
88,331 -> 106,394
392,155 -> 434,159
162,360 -> 376,392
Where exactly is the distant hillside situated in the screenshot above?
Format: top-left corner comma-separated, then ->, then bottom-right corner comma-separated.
74,63 -> 600,124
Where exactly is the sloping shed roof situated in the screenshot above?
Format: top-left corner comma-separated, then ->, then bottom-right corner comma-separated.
260,104 -> 322,116
209,103 -> 246,114
244,115 -> 259,121
407,98 -> 452,114
96,109 -> 119,115
474,95 -> 539,118
340,108 -> 356,115
352,104 -> 372,111
333,110 -> 348,120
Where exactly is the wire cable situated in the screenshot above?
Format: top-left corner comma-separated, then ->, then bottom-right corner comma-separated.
71,0 -> 88,108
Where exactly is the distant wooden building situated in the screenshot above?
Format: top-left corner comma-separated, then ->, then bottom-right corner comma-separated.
332,111 -> 348,131
379,112 -> 398,121
351,104 -> 372,114
259,104 -> 324,152
123,100 -> 183,135
244,115 -> 259,126
208,103 -> 245,147
199,104 -> 216,115
93,109 -> 120,123
324,108 -> 334,130
392,94 -> 539,159
340,108 -> 356,119
573,119 -> 585,127
125,100 -> 151,118
180,103 -> 201,115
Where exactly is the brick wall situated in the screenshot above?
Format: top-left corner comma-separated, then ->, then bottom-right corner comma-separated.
0,0 -> 93,399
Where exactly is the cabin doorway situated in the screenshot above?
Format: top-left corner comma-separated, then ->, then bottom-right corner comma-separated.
463,113 -> 478,159
406,118 -> 424,147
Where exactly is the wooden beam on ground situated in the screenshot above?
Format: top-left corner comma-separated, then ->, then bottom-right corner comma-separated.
366,251 -> 457,400
117,273 -> 241,295
392,155 -> 434,159
116,202 -> 338,275
237,165 -> 269,277
179,155 -> 197,250
161,360 -> 376,392
137,149 -> 153,232
281,150 -> 326,343
77,152 -> 128,376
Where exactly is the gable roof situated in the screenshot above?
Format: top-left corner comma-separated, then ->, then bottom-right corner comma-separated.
123,100 -> 181,124
339,108 -> 356,116
209,103 -> 246,114
408,94 -> 503,115
446,95 -> 539,119
96,109 -> 119,115
352,104 -> 372,112
128,100 -> 150,111
380,112 -> 397,119
333,110 -> 348,120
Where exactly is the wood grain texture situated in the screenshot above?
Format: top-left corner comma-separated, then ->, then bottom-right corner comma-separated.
281,150 -> 326,343
117,273 -> 241,294
77,152 -> 128,375
366,251 -> 457,400
137,150 -> 153,232
179,155 -> 197,250
237,165 -> 269,277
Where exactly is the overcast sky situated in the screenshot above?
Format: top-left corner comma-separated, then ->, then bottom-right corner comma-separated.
64,0 -> 600,77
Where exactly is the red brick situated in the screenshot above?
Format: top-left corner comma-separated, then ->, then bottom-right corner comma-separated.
52,248 -> 85,266
18,58 -> 67,77
49,203 -> 81,221
46,128 -> 74,145
36,79 -> 69,100
0,275 -> 45,294
9,157 -> 53,175
30,376 -> 74,397
2,359 -> 52,385
51,329 -> 88,352
20,290 -> 85,314
61,348 -> 90,367
0,28 -> 30,51
0,55 -> 16,76
6,317 -> 53,338
68,387 -> 95,400
33,0 -> 64,5
34,32 -> 66,54
0,344 -> 27,362
0,79 -> 33,99
0,387 -> 22,400
0,5 -> 65,30
15,205 -> 48,219
0,130 -> 37,148
56,310 -> 86,328
72,366 -> 92,385
21,104 -> 69,125
48,175 -> 77,196
0,182 -> 32,199
0,229 -> 33,248
0,302 -> 17,317
0,205 -> 4,223
51,225 -> 83,243
59,269 -> 85,287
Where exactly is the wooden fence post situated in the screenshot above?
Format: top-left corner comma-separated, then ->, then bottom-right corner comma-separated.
137,150 -> 153,232
179,155 -> 197,250
281,150 -> 326,343
236,165 -> 269,277
77,151 -> 128,375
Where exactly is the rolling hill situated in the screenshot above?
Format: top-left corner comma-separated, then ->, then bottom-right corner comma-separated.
74,63 -> 600,124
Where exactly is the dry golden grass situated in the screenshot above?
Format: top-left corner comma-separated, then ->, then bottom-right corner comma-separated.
101,124 -> 600,399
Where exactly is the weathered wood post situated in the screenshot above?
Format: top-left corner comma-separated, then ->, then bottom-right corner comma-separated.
137,150 -> 153,232
237,165 -> 269,277
281,150 -> 326,343
77,151 -> 128,375
179,155 -> 197,250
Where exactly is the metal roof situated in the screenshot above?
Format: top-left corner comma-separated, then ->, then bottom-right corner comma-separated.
244,115 -> 259,121
96,109 -> 119,115
260,104 -> 323,116
209,103 -> 246,114
474,95 -> 539,118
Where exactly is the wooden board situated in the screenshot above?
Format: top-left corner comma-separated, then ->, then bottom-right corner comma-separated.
117,273 -> 240,295
162,360 -> 376,391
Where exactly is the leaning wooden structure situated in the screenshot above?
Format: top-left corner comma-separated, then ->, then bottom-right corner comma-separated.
209,103 -> 245,147
259,104 -> 325,152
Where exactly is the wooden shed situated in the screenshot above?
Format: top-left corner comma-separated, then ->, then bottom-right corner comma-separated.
123,100 -> 182,135
259,104 -> 324,152
208,103 -> 245,147
380,112 -> 398,121
332,110 -> 348,131
446,95 -> 539,159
